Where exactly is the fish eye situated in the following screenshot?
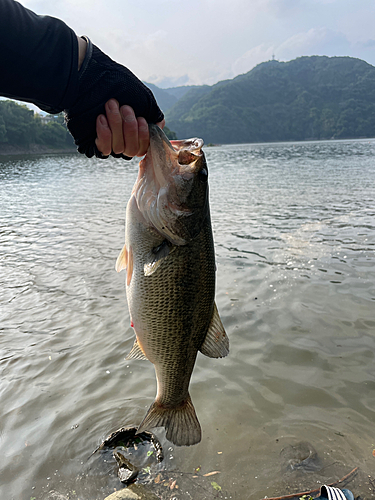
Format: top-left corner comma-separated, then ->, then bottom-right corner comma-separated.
198,168 -> 208,182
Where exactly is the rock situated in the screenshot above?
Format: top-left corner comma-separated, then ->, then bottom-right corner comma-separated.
103,489 -> 139,500
103,484 -> 160,500
280,441 -> 320,472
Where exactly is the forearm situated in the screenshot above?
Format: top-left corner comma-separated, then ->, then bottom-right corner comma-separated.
0,0 -> 164,158
77,36 -> 87,70
0,0 -> 79,113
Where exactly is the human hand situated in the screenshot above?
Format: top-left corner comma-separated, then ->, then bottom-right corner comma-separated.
65,37 -> 164,158
95,100 -> 165,158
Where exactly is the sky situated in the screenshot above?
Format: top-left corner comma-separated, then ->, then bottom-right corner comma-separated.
18,0 -> 375,88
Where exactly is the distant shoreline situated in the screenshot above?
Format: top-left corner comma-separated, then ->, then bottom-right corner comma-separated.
0,144 -> 77,156
1,136 -> 374,158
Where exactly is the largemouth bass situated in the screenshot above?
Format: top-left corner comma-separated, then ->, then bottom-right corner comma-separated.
116,125 -> 229,446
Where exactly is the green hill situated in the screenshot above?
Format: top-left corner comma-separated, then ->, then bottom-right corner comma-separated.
144,83 -> 178,112
0,99 -> 75,153
164,56 -> 375,143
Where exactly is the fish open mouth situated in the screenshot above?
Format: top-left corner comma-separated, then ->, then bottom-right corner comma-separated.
132,125 -> 207,245
149,124 -> 204,176
170,136 -> 204,154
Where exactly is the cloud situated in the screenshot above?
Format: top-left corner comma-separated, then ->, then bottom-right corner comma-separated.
18,0 -> 375,87
232,44 -> 276,76
94,29 -> 167,60
277,27 -> 351,58
232,27 -> 353,77
146,74 -> 191,89
359,39 -> 375,48
263,0 -> 302,16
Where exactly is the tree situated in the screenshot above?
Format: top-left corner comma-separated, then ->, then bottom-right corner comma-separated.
0,100 -> 75,149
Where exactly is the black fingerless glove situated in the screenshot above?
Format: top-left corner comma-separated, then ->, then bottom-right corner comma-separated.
64,37 -> 164,159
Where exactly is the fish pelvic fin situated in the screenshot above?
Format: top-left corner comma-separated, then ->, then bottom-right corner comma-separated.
136,394 -> 201,447
126,339 -> 149,361
199,302 -> 229,358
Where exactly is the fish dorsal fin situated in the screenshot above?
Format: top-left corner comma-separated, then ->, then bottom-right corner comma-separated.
126,339 -> 149,361
116,244 -> 128,273
199,302 -> 229,358
144,240 -> 174,276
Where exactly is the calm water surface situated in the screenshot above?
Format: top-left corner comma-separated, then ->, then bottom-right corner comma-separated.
0,140 -> 374,500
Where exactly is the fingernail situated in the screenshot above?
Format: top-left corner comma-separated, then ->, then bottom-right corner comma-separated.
138,123 -> 148,132
121,107 -> 136,122
99,115 -> 107,126
107,99 -> 118,112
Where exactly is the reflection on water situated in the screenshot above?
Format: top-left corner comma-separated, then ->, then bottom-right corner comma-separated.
0,141 -> 374,500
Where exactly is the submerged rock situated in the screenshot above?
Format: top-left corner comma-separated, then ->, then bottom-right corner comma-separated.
280,441 -> 320,472
90,426 -> 164,485
113,449 -> 139,485
91,426 -> 163,463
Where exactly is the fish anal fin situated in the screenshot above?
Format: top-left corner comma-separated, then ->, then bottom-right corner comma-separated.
136,394 -> 201,447
199,302 -> 229,358
127,246 -> 134,286
126,339 -> 149,361
116,244 -> 128,273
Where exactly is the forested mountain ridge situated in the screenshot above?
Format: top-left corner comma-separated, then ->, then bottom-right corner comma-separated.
163,56 -> 375,143
2,55 -> 374,153
0,100 -> 75,153
0,99 -> 176,154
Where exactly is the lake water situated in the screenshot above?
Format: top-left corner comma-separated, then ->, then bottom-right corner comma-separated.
0,140 -> 374,500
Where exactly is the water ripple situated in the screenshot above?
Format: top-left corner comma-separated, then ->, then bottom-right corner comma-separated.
1,142 -> 375,498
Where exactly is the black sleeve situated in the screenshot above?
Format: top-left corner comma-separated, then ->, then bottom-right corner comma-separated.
0,0 -> 79,113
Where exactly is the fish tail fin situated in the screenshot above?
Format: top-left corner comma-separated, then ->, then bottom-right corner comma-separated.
136,394 -> 201,446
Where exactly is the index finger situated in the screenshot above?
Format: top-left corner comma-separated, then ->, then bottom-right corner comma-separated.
157,118 -> 165,129
136,117 -> 149,157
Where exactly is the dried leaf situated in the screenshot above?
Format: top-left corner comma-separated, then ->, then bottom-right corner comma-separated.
203,471 -> 220,477
154,474 -> 161,484
372,449 -> 375,457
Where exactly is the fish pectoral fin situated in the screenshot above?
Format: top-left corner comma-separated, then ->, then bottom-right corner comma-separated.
115,244 -> 128,273
199,302 -> 229,358
126,339 -> 149,361
144,240 -> 174,276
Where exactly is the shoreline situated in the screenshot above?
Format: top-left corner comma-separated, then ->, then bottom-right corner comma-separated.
0,144 -> 77,156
